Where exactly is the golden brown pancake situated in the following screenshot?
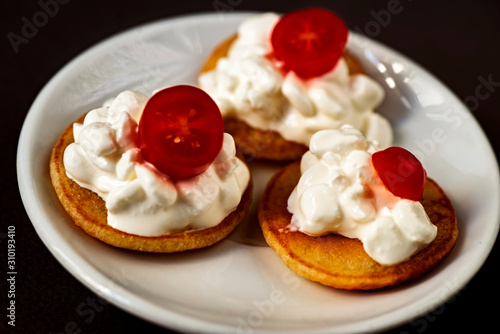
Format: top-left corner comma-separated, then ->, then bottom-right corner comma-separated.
258,161 -> 458,290
50,114 -> 253,253
200,34 -> 368,162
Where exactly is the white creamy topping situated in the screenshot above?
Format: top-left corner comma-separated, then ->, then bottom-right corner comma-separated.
287,126 -> 437,265
63,90 -> 250,236
198,13 -> 392,148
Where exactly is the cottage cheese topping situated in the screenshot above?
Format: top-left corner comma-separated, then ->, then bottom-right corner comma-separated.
198,13 -> 392,148
63,90 -> 250,236
287,126 -> 436,265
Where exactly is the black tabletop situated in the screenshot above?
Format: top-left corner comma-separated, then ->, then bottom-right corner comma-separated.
3,0 -> 499,333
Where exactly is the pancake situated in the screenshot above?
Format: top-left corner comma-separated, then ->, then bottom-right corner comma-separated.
199,34 -> 367,162
258,161 -> 458,290
50,115 -> 253,253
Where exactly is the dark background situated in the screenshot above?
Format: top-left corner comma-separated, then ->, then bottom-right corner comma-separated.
2,0 -> 499,333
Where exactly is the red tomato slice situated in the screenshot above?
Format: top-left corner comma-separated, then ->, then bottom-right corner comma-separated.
270,8 -> 348,79
371,147 -> 427,201
137,85 -> 224,180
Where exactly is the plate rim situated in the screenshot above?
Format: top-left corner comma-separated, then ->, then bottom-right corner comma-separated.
17,11 -> 500,334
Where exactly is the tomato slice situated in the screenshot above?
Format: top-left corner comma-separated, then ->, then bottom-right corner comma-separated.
270,8 -> 348,79
371,147 -> 427,201
137,85 -> 224,180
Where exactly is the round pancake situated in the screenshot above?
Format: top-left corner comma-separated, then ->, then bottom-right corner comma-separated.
222,117 -> 308,162
50,115 -> 253,253
199,34 -> 366,162
258,161 -> 458,290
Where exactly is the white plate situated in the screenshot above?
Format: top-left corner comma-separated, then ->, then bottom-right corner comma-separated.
17,12 -> 500,333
